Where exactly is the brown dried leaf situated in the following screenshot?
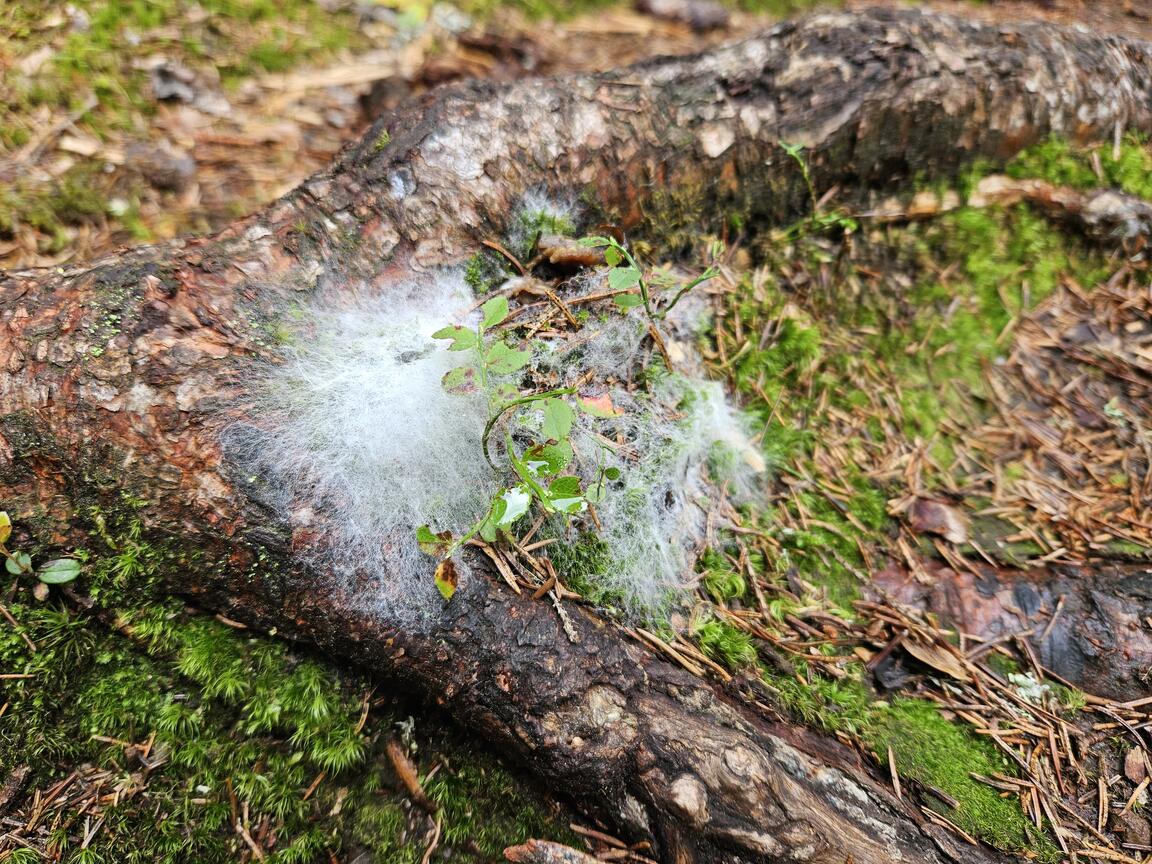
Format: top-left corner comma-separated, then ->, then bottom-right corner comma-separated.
903,637 -> 972,682
504,838 -> 602,864
907,497 -> 969,545
1125,747 -> 1148,784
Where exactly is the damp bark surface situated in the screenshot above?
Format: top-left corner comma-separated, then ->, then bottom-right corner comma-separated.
4,8 -> 1152,863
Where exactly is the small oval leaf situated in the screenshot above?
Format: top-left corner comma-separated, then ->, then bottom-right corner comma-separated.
38,558 -> 81,585
0,511 -> 11,545
481,296 -> 509,330
607,267 -> 641,291
442,365 -> 478,395
541,398 -> 575,441
5,551 -> 32,576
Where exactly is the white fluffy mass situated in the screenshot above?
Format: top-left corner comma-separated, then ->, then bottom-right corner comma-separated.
229,237 -> 760,624
538,316 -> 762,617
227,273 -> 498,624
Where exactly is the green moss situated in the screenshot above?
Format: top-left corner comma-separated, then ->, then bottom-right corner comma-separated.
426,749 -> 576,857
350,802 -> 414,864
1006,134 -> 1152,199
693,618 -> 757,668
464,249 -> 512,295
868,700 -> 1057,859
549,531 -> 617,604
0,503 -> 573,862
371,128 -> 392,153
0,164 -> 113,250
760,662 -> 1056,858
699,548 -> 747,604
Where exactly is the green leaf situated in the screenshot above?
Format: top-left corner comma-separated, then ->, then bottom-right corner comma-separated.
416,525 -> 453,558
441,365 -> 478,395
577,235 -> 613,248
486,341 -> 532,376
492,383 -> 520,403
604,245 -> 622,266
547,477 -> 586,514
488,496 -> 508,526
613,294 -> 644,310
5,551 -> 31,575
0,511 -> 10,545
38,558 -> 81,585
525,441 -> 572,476
431,324 -> 479,352
495,485 -> 531,527
541,398 -> 575,441
607,267 -> 641,291
434,559 -> 458,600
603,466 -> 622,481
548,476 -> 581,497
480,296 -> 509,330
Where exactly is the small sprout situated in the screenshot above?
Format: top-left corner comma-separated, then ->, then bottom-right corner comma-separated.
419,275 -> 618,601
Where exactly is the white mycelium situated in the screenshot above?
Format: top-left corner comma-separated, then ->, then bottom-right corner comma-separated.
230,273 -> 498,623
233,205 -> 760,624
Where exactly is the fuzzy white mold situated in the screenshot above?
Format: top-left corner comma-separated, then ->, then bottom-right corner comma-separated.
227,273 -> 498,624
230,224 -> 759,624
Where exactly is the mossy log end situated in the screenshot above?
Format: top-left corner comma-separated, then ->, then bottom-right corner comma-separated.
4,8 -> 1152,863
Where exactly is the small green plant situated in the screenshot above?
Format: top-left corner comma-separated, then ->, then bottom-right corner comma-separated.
0,511 -> 81,587
415,297 -> 612,599
417,234 -> 720,601
781,142 -> 859,236
578,235 -> 721,320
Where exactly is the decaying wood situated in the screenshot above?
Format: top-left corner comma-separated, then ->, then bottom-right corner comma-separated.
5,8 -> 1152,862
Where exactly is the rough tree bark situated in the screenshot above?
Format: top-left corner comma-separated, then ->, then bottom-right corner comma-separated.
4,7 -> 1152,863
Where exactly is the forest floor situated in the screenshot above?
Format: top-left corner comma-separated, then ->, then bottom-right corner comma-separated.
3,1 -> 1152,863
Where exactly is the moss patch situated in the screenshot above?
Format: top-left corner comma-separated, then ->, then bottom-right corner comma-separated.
0,510 -> 575,863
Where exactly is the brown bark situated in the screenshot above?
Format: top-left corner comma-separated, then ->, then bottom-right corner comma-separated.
4,7 -> 1152,862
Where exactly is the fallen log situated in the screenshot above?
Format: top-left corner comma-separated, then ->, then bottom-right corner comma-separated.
4,7 -> 1152,862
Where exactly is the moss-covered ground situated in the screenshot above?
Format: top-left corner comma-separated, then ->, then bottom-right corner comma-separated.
672,137 -> 1152,859
0,509 -> 573,862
